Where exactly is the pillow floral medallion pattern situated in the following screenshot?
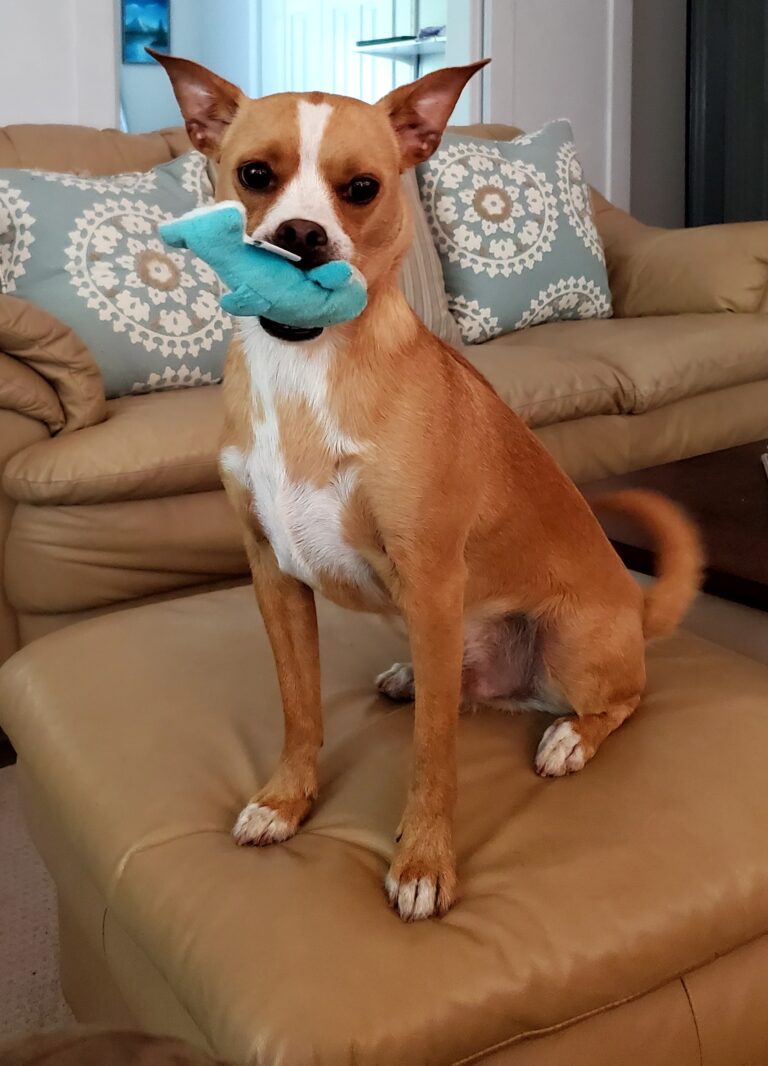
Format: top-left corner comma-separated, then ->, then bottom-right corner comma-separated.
417,120 -> 612,343
64,197 -> 223,359
0,151 -> 232,398
0,178 -> 35,293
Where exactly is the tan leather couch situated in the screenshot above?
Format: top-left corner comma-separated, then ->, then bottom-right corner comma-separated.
1,122 -> 768,666
4,585 -> 768,1064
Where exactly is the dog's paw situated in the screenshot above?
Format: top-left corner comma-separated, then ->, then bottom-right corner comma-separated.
385,843 -> 457,921
535,718 -> 586,777
232,802 -> 298,846
375,662 -> 415,701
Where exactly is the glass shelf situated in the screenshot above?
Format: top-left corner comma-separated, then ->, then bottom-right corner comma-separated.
355,36 -> 446,62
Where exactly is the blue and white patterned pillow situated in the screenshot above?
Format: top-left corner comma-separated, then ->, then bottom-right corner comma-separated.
416,120 -> 612,344
0,151 -> 231,398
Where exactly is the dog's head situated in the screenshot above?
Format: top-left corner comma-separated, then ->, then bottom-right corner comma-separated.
152,51 -> 487,288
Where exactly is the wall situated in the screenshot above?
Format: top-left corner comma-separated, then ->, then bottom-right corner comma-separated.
631,0 -> 687,227
444,0 -> 483,123
0,0 -> 118,127
120,0 -> 205,133
480,0 -> 633,209
197,0 -> 258,95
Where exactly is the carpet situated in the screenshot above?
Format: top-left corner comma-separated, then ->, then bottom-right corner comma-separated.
0,765 -> 74,1037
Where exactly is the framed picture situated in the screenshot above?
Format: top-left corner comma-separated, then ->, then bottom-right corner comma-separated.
122,0 -> 171,64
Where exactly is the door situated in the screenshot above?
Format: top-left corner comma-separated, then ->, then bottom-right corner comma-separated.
259,0 -> 415,101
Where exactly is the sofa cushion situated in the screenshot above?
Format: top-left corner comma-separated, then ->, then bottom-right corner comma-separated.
399,170 -> 464,348
6,312 -> 768,507
6,380 -> 768,619
475,313 -> 768,427
3,386 -> 222,506
5,492 -> 246,615
3,587 -> 768,1064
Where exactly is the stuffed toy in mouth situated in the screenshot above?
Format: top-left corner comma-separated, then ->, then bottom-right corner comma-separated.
159,201 -> 368,341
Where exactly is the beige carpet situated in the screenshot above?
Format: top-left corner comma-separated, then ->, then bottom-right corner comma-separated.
0,765 -> 74,1038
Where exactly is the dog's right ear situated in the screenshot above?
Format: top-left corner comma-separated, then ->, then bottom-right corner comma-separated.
147,50 -> 243,158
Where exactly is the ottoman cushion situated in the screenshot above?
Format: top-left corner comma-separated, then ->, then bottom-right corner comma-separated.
2,587 -> 768,1065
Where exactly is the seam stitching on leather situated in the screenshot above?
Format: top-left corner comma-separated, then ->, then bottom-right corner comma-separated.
108,826 -> 225,898
4,458 -> 218,493
511,384 -> 623,414
680,975 -> 704,1065
449,952 -> 741,1066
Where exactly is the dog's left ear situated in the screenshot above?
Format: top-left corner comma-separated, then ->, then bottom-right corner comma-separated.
378,59 -> 490,169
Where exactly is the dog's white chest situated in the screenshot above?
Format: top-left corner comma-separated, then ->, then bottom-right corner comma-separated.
221,324 -> 377,595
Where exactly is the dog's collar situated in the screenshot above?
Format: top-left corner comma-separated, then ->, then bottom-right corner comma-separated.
259,317 -> 324,342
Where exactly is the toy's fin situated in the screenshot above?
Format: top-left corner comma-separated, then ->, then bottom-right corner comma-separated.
157,219 -> 189,249
307,261 -> 354,291
220,285 -> 271,317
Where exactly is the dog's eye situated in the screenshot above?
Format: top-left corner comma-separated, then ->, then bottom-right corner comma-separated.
238,162 -> 275,191
344,175 -> 380,205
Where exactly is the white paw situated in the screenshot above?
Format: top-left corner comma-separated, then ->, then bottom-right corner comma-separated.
232,802 -> 294,846
385,875 -> 439,921
535,719 -> 586,777
375,662 -> 414,701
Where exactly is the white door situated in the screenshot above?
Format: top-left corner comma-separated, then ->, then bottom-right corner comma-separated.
259,0 -> 415,101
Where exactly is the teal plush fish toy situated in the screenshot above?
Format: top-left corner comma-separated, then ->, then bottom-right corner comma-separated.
158,201 -> 367,330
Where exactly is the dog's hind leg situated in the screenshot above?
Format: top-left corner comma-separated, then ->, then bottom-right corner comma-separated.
376,613 -> 540,707
534,605 -> 645,777
376,661 -> 415,700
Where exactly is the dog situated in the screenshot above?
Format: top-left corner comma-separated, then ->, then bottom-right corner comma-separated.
153,52 -> 703,922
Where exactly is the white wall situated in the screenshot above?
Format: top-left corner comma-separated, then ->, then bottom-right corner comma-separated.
0,0 -> 119,127
481,0 -> 633,208
631,0 -> 686,227
120,0 -> 207,133
198,0 -> 259,96
445,0 -> 484,123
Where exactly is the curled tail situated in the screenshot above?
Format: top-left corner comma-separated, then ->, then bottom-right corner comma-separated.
591,489 -> 704,639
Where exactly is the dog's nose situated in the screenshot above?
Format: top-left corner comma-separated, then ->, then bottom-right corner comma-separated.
273,219 -> 328,267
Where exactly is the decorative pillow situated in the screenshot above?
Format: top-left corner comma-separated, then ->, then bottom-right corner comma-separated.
399,171 -> 464,348
416,120 -> 612,343
0,152 -> 231,398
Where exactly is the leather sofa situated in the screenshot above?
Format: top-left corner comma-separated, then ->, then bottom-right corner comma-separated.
1,121 -> 768,667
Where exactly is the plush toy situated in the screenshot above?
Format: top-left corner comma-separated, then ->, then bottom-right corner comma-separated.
158,202 -> 367,327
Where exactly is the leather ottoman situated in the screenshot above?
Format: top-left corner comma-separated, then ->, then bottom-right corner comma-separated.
2,587 -> 768,1065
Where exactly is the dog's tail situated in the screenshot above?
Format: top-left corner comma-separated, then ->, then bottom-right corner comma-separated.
591,489 -> 704,639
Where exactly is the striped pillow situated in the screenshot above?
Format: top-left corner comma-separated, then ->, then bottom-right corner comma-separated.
399,170 -> 464,349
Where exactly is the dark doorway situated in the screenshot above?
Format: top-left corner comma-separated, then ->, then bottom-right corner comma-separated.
687,0 -> 768,225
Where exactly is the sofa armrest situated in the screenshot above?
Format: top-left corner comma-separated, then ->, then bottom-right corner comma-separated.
0,351 -> 64,432
0,295 -> 106,432
592,192 -> 768,317
0,406 -> 50,665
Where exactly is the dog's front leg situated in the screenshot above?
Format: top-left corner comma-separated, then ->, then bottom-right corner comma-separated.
233,540 -> 322,847
386,571 -> 464,921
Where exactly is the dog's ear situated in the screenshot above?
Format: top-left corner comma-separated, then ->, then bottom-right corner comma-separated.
378,59 -> 489,169
147,50 -> 243,157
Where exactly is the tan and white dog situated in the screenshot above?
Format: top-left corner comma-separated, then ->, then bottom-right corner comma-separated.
154,53 -> 703,921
